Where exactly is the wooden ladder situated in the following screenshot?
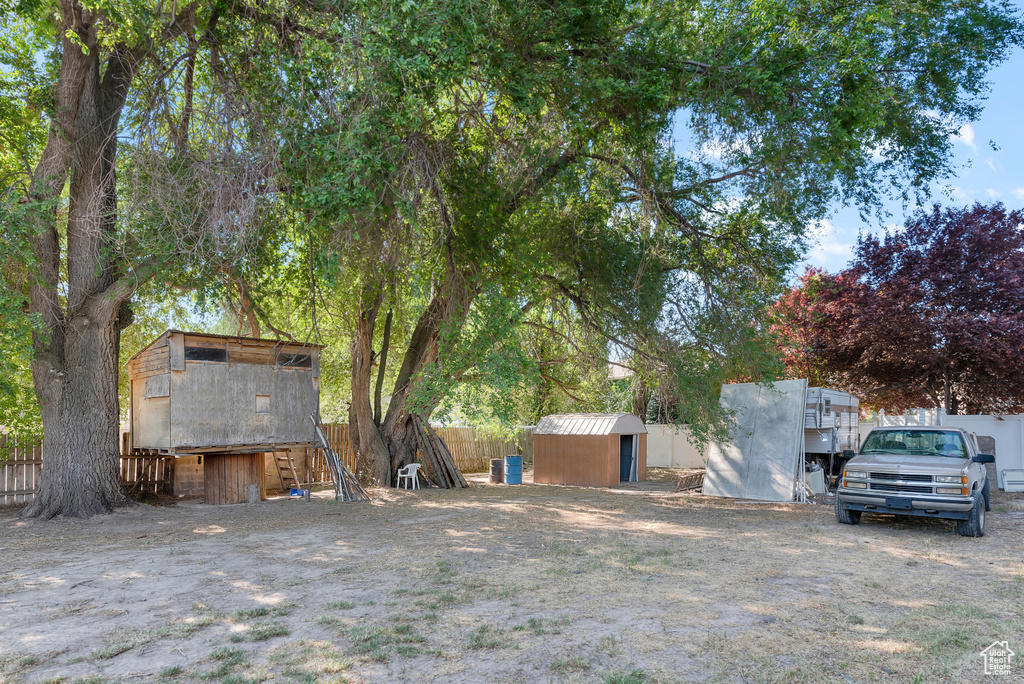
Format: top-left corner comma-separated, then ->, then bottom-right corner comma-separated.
273,451 -> 302,493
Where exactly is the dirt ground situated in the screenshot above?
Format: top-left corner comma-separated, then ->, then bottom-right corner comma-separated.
1,468 -> 1022,684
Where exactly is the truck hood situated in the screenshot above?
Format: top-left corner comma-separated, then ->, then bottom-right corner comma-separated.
848,453 -> 969,474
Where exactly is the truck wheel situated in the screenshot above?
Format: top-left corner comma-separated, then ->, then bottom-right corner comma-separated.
982,479 -> 991,512
956,496 -> 986,537
834,494 -> 861,525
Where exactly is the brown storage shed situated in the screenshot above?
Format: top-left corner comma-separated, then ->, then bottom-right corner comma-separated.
126,330 -> 322,504
533,414 -> 647,487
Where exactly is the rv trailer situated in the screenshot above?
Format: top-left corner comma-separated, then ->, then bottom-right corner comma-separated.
804,387 -> 860,483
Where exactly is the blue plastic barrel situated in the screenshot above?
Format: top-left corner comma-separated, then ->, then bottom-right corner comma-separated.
504,455 -> 523,485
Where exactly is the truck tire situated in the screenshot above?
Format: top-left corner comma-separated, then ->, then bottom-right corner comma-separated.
982,479 -> 991,512
956,495 -> 986,537
834,494 -> 861,525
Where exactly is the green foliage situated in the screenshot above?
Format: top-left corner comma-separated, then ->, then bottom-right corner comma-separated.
1,0 -> 1020,453
0,12 -> 49,433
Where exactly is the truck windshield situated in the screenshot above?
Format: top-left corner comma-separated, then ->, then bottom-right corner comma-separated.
860,430 -> 968,458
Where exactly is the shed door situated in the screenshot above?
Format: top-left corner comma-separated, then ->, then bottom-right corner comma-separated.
620,434 -> 635,481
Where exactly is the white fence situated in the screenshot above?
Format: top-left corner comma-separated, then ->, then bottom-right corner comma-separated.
861,410 -> 1024,489
859,408 -> 944,429
646,424 -> 707,468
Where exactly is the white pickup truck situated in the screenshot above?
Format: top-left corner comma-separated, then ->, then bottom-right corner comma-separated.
835,427 -> 995,537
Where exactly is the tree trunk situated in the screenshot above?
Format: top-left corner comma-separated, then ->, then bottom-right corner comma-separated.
349,292 -> 392,485
349,258 -> 476,486
631,376 -> 649,419
20,7 -> 145,518
373,309 -> 393,425
23,316 -> 131,518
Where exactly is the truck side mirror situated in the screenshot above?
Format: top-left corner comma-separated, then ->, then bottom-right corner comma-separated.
974,453 -> 995,464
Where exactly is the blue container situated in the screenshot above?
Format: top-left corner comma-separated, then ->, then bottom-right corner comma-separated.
504,456 -> 523,485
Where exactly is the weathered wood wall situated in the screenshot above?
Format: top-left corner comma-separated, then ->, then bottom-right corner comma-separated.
130,331 -> 322,451
168,362 -> 318,449
204,453 -> 265,504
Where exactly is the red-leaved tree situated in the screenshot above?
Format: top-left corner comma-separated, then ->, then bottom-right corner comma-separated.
774,203 -> 1024,414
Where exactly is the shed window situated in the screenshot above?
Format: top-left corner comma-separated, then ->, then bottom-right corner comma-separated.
278,353 -> 312,368
823,399 -> 831,416
256,395 -> 271,414
185,346 -> 227,362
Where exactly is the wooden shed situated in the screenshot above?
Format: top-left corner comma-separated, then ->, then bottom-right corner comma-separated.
126,330 -> 323,504
533,413 -> 647,488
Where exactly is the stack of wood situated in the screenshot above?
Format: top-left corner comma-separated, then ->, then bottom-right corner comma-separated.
412,416 -> 468,489
310,413 -> 370,501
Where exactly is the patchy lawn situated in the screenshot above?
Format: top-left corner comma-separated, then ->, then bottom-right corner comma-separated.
1,468 -> 1022,683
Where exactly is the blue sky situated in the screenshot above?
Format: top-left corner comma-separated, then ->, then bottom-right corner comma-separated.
803,48 -> 1024,274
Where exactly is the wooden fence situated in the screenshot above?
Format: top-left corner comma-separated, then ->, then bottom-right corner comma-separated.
2,424 -> 534,502
120,455 -> 174,495
1,435 -> 172,505
0,435 -> 42,506
307,424 -> 533,483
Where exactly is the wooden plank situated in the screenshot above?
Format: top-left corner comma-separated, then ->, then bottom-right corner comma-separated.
129,348 -> 170,373
181,336 -> 230,349
130,366 -> 175,381
169,332 -> 185,371
137,346 -> 170,362
133,358 -> 170,375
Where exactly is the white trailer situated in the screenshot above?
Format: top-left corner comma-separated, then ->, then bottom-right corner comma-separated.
804,387 -> 860,482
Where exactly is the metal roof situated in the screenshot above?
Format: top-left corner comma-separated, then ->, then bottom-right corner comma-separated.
534,413 -> 647,436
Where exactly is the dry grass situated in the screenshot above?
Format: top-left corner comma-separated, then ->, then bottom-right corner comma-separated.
0,467 -> 1021,683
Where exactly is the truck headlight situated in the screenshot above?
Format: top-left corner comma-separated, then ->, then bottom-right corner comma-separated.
845,470 -> 867,479
936,487 -> 967,495
935,475 -> 963,484
845,481 -> 867,489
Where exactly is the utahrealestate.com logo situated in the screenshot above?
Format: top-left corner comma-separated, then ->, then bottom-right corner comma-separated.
981,641 -> 1015,676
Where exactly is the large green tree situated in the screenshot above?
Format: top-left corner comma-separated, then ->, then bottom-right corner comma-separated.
0,1 -> 210,518
0,0 -> 304,517
281,0 -> 1022,483
2,0 -> 1020,510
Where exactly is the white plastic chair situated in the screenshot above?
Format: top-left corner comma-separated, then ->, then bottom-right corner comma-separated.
397,463 -> 421,490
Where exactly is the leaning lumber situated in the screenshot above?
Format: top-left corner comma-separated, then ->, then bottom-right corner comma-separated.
309,413 -> 370,501
412,416 -> 467,489
428,426 -> 468,488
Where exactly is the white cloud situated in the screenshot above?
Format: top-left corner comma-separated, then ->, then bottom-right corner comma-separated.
803,219 -> 855,271
955,124 -> 977,154
986,157 -> 997,172
1013,187 -> 1024,201
807,219 -> 833,240
986,189 -> 1002,199
947,185 -> 969,200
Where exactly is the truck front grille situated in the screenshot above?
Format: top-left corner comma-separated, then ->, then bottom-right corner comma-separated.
869,482 -> 933,494
871,472 -> 933,483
